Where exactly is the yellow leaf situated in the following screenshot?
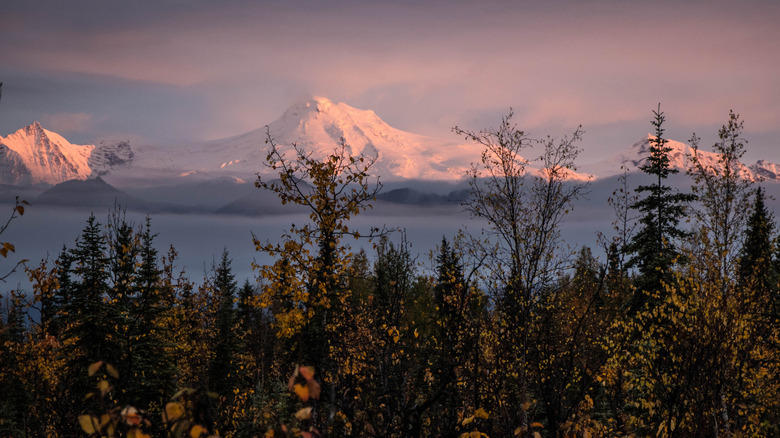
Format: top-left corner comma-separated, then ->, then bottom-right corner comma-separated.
88,361 -> 103,376
164,402 -> 185,422
462,415 -> 474,425
106,363 -> 119,379
98,379 -> 111,395
294,383 -> 310,401
79,415 -> 99,434
533,432 -> 541,438
531,422 -> 544,428
295,407 -> 313,420
190,424 -> 205,437
475,408 -> 489,419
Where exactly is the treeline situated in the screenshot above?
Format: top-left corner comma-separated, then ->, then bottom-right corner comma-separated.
1,108 -> 779,437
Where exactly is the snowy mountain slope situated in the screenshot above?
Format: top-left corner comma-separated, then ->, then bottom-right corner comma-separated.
0,122 -> 133,185
146,97 -> 485,182
0,122 -> 93,185
89,140 -> 134,176
752,160 -> 780,180
581,135 -> 766,181
129,97 -> 593,183
5,100 -> 778,187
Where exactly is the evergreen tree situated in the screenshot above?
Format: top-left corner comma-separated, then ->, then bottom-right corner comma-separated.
59,214 -> 115,435
124,218 -> 177,419
236,279 -> 265,387
430,237 -> 482,436
739,188 -> 777,309
625,105 -> 694,301
0,292 -> 29,437
49,246 -> 73,337
208,249 -> 239,396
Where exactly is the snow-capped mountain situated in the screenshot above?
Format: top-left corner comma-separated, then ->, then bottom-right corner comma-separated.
129,97 -> 594,183
138,97 -> 486,182
582,135 -> 769,181
0,122 -> 133,185
752,160 -> 780,181
4,99 -> 778,187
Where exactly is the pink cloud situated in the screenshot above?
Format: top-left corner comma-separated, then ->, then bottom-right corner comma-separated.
41,112 -> 95,134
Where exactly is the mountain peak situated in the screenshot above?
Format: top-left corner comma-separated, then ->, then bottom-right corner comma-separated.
0,123 -> 133,186
582,134 -> 767,182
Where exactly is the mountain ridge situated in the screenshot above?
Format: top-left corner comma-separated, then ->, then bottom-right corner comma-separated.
0,122 -> 133,186
3,98 -> 779,186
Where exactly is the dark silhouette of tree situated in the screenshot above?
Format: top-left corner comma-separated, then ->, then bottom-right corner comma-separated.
625,105 -> 694,303
739,188 -> 777,312
208,249 -> 239,396
688,110 -> 753,288
454,110 -> 588,433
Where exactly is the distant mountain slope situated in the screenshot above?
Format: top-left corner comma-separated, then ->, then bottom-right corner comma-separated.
126,97 -> 593,183
36,177 -> 147,210
0,122 -> 132,186
581,135 -> 772,181
146,97 -> 485,182
5,100 -> 778,186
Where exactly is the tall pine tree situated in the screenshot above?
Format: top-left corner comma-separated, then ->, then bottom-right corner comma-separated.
625,105 -> 694,302
208,249 -> 239,396
739,188 -> 777,311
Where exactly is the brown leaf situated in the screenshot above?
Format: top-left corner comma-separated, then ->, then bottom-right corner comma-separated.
88,361 -> 104,376
307,379 -> 321,400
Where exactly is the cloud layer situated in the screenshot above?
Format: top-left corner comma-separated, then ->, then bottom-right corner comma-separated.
2,0 -> 779,161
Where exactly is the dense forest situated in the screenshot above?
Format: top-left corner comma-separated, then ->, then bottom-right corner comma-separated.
1,108 -> 778,437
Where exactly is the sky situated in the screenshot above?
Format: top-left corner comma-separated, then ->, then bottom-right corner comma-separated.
2,0 -> 780,164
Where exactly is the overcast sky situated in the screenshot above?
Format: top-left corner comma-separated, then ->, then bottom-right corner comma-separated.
2,0 -> 779,163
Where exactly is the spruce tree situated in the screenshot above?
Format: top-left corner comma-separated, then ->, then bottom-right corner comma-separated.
0,292 -> 28,437
124,218 -> 177,417
59,214 -> 114,436
625,105 -> 694,301
431,237 -> 472,436
49,246 -> 73,337
63,214 -> 113,366
739,188 -> 777,310
208,249 -> 239,396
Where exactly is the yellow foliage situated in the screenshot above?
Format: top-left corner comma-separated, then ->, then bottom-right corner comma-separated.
293,383 -> 310,401
78,415 -> 99,434
165,402 -> 185,422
